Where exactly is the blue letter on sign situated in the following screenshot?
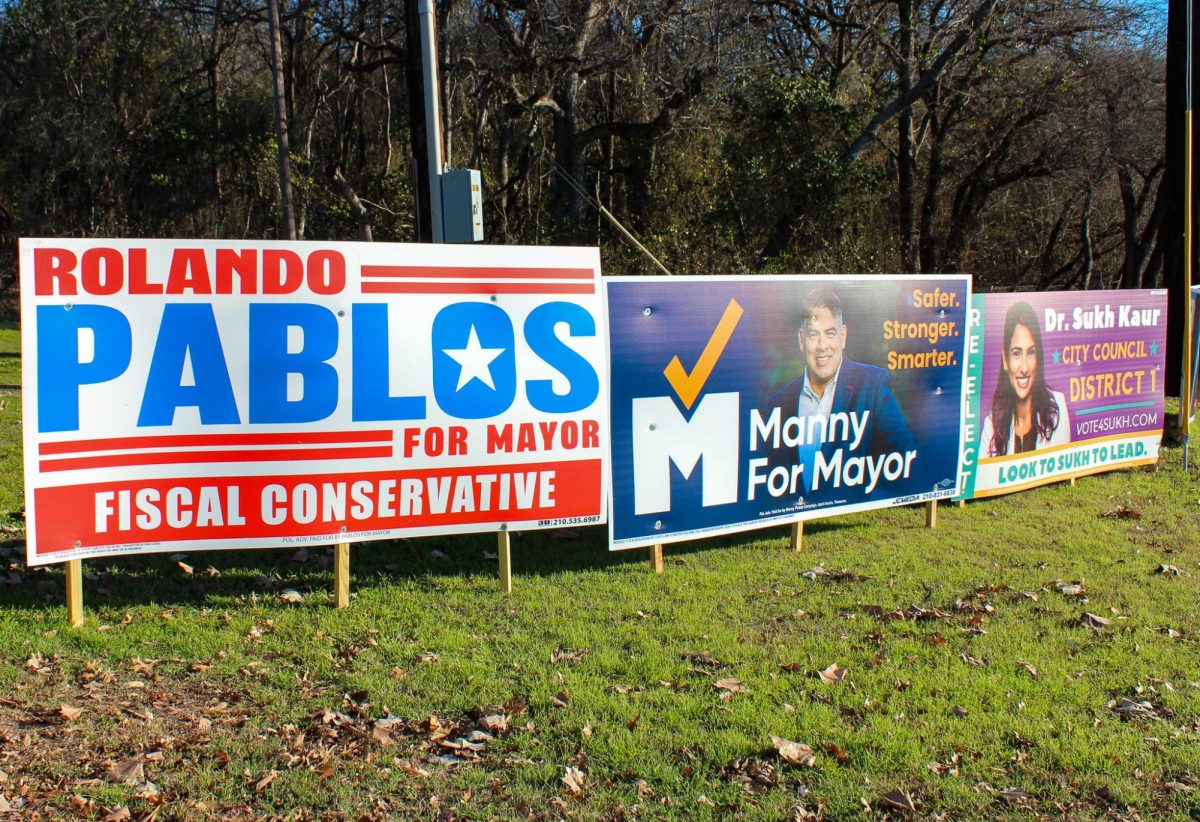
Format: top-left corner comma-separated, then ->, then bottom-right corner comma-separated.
351,303 -> 425,421
138,304 -> 240,426
37,304 -> 131,433
249,303 -> 338,423
524,302 -> 598,413
432,302 -> 515,419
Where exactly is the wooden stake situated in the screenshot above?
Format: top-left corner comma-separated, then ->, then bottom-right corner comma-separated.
925,500 -> 938,529
498,530 -> 512,593
651,544 -> 664,574
334,542 -> 350,609
790,522 -> 803,553
1070,477 -> 1077,487
957,499 -> 966,508
66,559 -> 83,628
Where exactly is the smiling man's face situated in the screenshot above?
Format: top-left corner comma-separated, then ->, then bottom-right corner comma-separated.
798,306 -> 846,397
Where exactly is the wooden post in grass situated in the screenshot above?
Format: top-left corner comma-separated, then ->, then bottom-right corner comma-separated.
957,500 -> 966,508
334,542 -> 351,608
65,559 -> 83,628
498,530 -> 512,593
790,522 -> 803,553
1070,477 -> 1077,487
926,500 -> 938,529
651,544 -> 664,574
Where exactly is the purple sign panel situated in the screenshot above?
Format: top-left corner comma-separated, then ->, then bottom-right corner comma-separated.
960,290 -> 1166,498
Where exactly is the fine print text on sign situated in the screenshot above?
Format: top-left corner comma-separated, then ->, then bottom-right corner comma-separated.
958,289 -> 1166,499
605,275 -> 970,550
21,239 -> 608,565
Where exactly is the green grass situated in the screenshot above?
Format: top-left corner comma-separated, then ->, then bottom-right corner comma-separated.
1,325 -> 1199,818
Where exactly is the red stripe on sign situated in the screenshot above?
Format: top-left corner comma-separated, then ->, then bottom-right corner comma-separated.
40,445 -> 393,472
361,265 -> 594,280
40,430 -> 393,456
361,282 -> 595,295
31,459 -> 601,556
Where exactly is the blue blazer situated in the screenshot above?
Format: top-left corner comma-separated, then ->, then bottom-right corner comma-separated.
764,358 -> 917,501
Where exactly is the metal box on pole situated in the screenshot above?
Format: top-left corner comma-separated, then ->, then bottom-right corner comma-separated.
441,169 -> 484,243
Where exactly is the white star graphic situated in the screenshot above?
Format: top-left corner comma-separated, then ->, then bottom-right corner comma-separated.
444,325 -> 505,391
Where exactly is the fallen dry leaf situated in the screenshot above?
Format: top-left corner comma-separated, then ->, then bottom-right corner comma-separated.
551,690 -> 570,708
59,704 -> 84,721
1057,581 -> 1086,597
177,561 -> 193,575
951,705 -> 969,718
413,652 -> 440,664
278,588 -> 303,604
1019,661 -> 1038,678
1108,697 -> 1159,720
254,769 -> 279,793
818,663 -> 847,684
683,650 -> 723,670
771,736 -> 816,767
102,808 -> 131,822
106,756 -> 145,785
479,714 -> 508,734
998,786 -> 1027,802
561,766 -> 586,798
396,760 -> 430,778
823,741 -> 850,764
714,677 -> 749,694
882,789 -> 917,813
551,646 -> 588,664
1156,564 -> 1182,576
1081,612 -> 1111,629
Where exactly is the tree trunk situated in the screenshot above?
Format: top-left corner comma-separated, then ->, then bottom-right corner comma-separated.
267,0 -> 296,240
896,0 -> 916,272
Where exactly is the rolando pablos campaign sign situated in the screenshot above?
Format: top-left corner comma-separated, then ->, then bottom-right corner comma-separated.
606,276 -> 970,549
21,239 -> 608,565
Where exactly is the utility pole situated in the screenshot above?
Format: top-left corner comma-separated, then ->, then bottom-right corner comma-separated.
417,0 -> 445,243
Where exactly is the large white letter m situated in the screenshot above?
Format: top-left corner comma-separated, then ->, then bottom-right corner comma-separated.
631,392 -> 740,515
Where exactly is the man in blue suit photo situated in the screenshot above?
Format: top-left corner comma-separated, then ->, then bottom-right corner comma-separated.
766,286 -> 916,503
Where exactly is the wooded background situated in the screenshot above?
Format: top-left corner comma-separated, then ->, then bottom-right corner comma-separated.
0,1 -> 1168,299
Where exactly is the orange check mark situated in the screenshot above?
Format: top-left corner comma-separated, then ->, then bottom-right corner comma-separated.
662,298 -> 744,409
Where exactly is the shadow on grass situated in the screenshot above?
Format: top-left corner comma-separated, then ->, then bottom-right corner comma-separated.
0,513 -> 869,613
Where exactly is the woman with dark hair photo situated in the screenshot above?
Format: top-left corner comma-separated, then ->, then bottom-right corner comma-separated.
980,301 -> 1070,457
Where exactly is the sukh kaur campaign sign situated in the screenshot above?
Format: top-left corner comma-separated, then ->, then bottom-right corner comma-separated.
958,289 -> 1166,499
20,239 -> 607,565
605,276 -> 970,549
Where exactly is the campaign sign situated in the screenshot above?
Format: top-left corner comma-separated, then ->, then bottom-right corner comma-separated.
606,276 -> 970,549
959,290 -> 1165,499
21,239 -> 607,565
1190,285 -> 1200,424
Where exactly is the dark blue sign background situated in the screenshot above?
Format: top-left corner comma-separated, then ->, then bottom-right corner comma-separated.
607,276 -> 969,548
